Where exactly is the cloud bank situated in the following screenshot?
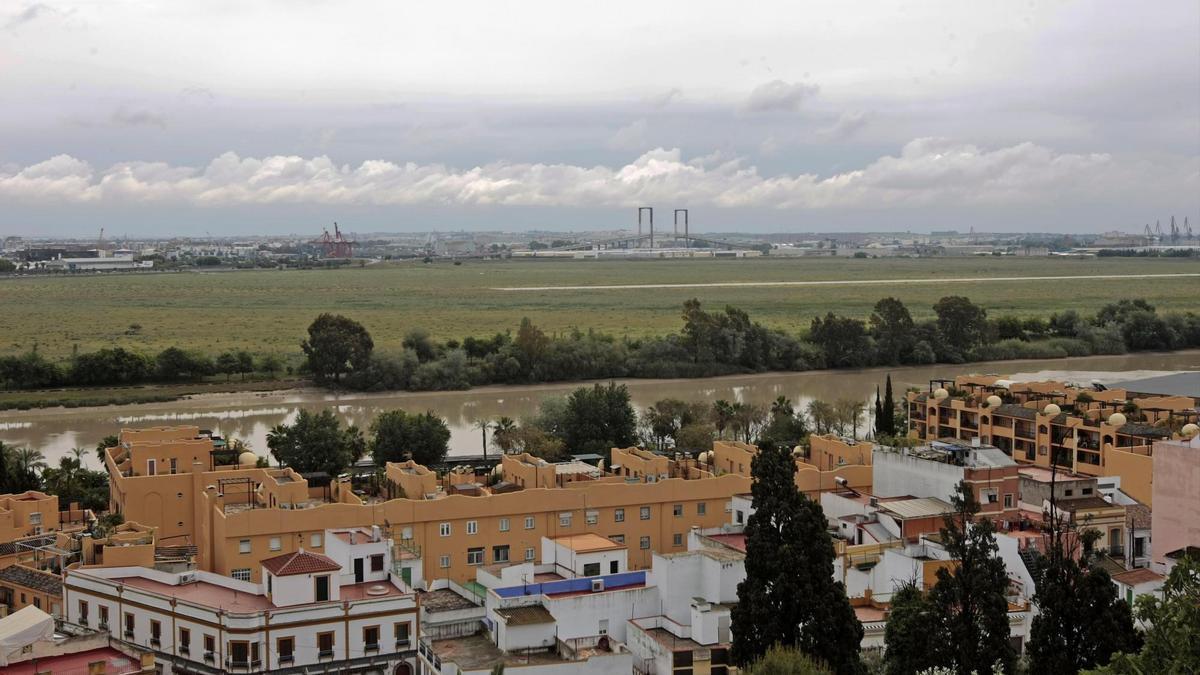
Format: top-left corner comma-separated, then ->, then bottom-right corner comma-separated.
2,139 -> 1193,212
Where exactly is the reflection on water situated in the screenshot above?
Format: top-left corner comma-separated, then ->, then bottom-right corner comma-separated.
3,351 -> 1197,469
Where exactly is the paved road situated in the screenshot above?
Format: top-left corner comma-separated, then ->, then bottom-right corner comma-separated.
493,272 -> 1200,292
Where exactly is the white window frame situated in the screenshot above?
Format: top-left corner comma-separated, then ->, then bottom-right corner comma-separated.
697,502 -> 707,515
439,555 -> 450,569
268,537 -> 281,552
614,508 -> 625,522
147,459 -> 157,476
239,539 -> 251,554
231,568 -> 252,582
310,533 -> 322,548
525,547 -> 536,561
524,516 -> 535,530
586,511 -> 598,525
466,520 -> 478,535
640,506 -> 651,520
439,523 -> 451,537
559,512 -> 572,527
640,536 -> 651,550
467,548 -> 484,566
499,518 -> 510,532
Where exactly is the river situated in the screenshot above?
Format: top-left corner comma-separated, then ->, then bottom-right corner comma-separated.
2,351 -> 1197,469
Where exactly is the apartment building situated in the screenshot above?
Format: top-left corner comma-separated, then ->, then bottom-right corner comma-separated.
63,527 -> 421,674
1150,437 -> 1200,570
705,438 -> 874,496
0,491 -> 59,541
907,374 -> 1199,505
105,427 -> 756,587
872,439 -> 1022,523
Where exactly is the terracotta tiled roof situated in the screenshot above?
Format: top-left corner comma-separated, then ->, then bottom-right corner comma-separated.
0,564 -> 63,595
261,550 -> 341,576
1112,568 -> 1163,586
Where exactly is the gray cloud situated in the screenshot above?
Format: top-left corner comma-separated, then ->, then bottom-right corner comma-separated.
819,110 -> 871,140
110,105 -> 167,129
742,80 -> 820,113
5,2 -> 54,29
607,119 -> 649,151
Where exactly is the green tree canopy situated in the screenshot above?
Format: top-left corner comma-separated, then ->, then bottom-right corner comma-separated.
870,297 -> 916,365
561,383 -> 637,460
745,645 -> 833,674
933,296 -> 988,356
809,313 -> 872,368
266,409 -> 363,475
883,581 -> 939,675
1091,555 -> 1200,674
731,441 -> 864,674
369,410 -> 452,467
301,313 -> 374,383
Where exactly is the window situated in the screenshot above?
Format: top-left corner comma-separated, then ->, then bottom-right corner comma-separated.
439,522 -> 452,537
268,536 -> 281,552
277,636 -> 294,664
525,547 -> 536,561
610,560 -> 619,574
640,506 -> 651,520
267,575 -> 272,595
611,534 -> 625,544
698,502 -> 707,515
317,632 -> 334,658
586,510 -> 598,525
124,612 -> 135,639
673,533 -> 683,546
179,627 -> 191,655
98,605 -> 108,629
150,619 -> 161,646
230,641 -> 249,666
467,547 -> 484,565
524,516 -> 536,529
673,504 -> 683,517
204,634 -> 215,660
981,488 -> 998,504
499,517 -> 510,532
401,526 -> 413,540
79,600 -> 88,625
315,575 -> 330,601
559,512 -> 572,527
232,568 -> 252,582
439,555 -> 450,569
28,512 -> 41,525
1082,487 -> 1093,495
170,458 -> 177,474
310,533 -> 322,547
736,510 -> 745,525
640,536 -> 651,549
614,508 -> 625,522
1064,489 -> 1074,497
395,622 -> 411,647
493,545 -> 510,563
239,539 -> 251,554
147,458 -> 156,476
466,520 -> 478,535
371,554 -> 384,572
599,618 -> 609,635
583,562 -> 601,577
1003,494 -> 1014,508
364,625 -> 380,651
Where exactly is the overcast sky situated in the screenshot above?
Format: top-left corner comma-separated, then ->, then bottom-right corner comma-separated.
1,0 -> 1198,237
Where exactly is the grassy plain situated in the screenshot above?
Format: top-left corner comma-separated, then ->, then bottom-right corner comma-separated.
2,256 -> 1196,361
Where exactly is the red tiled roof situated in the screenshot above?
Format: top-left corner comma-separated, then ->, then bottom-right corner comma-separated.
261,549 -> 341,576
1111,568 -> 1163,586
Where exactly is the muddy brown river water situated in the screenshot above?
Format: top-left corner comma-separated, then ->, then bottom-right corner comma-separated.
2,351 -> 1197,469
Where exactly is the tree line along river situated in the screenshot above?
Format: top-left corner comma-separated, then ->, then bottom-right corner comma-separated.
2,350 -> 1197,470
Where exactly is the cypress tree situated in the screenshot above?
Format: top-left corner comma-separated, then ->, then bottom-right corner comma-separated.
882,375 -> 896,437
927,481 -> 1015,674
873,387 -> 884,438
732,441 -> 865,674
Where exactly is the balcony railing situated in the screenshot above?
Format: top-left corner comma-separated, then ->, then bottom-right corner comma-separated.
318,649 -> 334,660
365,642 -> 380,653
279,654 -> 294,665
225,657 -> 263,670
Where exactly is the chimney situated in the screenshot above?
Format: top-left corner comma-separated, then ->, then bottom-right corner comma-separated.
349,530 -> 356,545
372,525 -> 381,542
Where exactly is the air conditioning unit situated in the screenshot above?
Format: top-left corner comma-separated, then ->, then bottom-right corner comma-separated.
179,572 -> 197,584
591,579 -> 605,592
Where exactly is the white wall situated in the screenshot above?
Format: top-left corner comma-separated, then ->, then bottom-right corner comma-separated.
543,585 -> 660,642
873,450 -> 963,500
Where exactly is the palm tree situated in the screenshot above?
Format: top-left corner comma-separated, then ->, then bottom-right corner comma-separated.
492,417 -> 518,454
712,400 -> 735,439
770,395 -> 793,419
473,419 -> 493,462
14,447 -> 46,475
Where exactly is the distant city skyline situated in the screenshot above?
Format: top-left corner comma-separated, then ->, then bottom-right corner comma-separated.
2,1 -> 1197,236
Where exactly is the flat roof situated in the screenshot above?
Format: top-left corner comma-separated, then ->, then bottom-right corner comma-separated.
5,647 -> 143,675
704,533 -> 747,553
552,533 -> 625,553
497,604 -> 555,626
116,576 -> 272,612
1112,568 -> 1163,586
1111,371 -> 1200,398
878,497 -> 955,520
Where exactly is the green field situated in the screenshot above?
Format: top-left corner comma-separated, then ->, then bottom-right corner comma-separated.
2,256 -> 1197,360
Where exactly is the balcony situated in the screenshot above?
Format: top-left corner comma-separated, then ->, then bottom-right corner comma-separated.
365,642 -> 380,653
124,630 -> 134,640
150,638 -> 161,648
278,654 -> 294,665
319,649 -> 334,660
225,657 -> 263,670
395,638 -> 412,650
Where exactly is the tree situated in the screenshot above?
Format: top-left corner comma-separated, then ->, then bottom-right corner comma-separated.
370,410 -> 452,467
301,313 -> 374,383
1095,554 -> 1199,674
712,400 -> 736,439
807,400 -> 836,435
809,313 -> 872,368
870,297 -> 915,365
933,297 -> 988,356
731,441 -> 864,673
155,347 -> 212,381
235,350 -> 255,380
642,399 -> 708,451
95,434 -> 120,466
215,352 -> 240,380
514,318 -> 550,372
874,387 -> 884,438
1027,464 -> 1140,674
69,347 -> 153,385
675,422 -> 716,454
266,409 -> 363,475
2,446 -> 44,492
561,383 -> 637,461
761,397 -> 807,449
926,482 -> 1015,675
402,329 -> 437,363
258,354 -> 285,376
882,375 -> 896,437
883,581 -> 939,675
745,645 -> 833,674
491,417 -> 518,454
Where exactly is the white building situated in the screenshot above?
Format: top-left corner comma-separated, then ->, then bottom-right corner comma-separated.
63,527 -> 420,675
45,254 -> 151,271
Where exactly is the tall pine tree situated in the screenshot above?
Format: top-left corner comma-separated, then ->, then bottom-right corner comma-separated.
874,387 -> 884,438
1027,464 -> 1139,673
927,481 -> 1015,675
882,375 -> 896,437
731,441 -> 865,674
